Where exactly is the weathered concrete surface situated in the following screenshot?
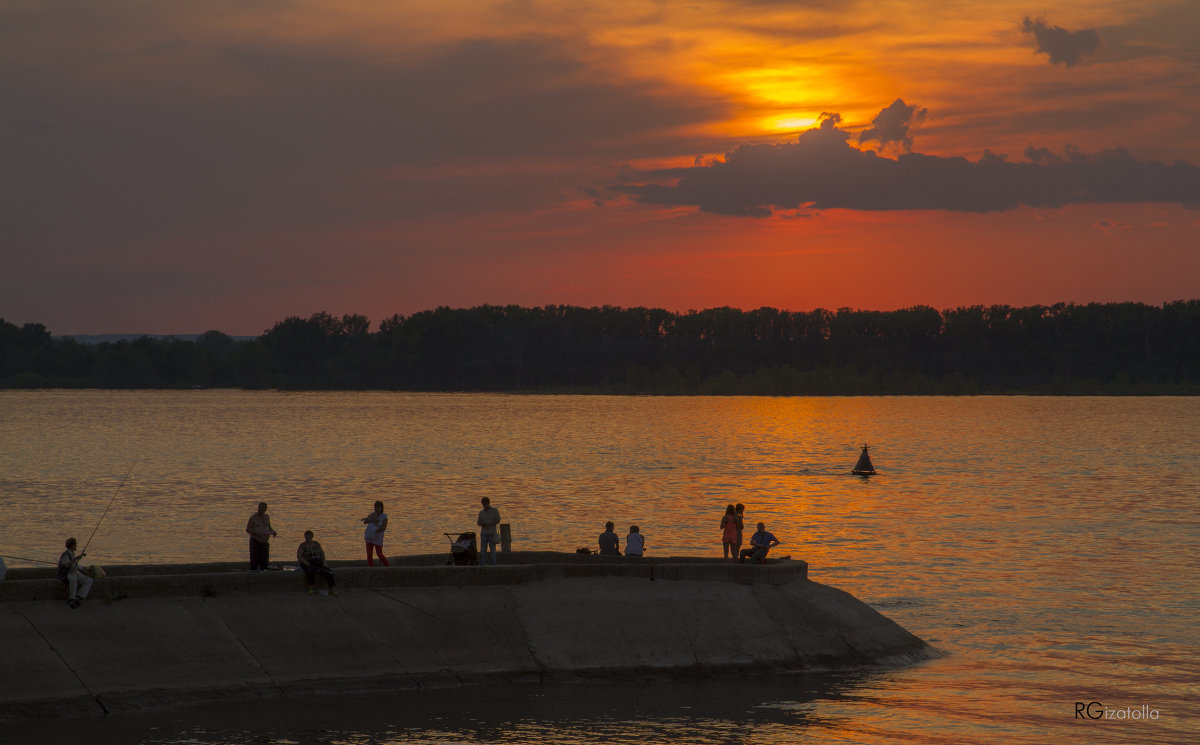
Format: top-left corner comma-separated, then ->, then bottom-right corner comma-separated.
0,554 -> 934,721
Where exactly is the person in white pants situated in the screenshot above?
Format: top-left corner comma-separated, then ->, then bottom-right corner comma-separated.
58,537 -> 92,609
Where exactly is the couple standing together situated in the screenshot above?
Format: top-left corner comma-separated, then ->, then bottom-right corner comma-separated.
720,503 -> 746,560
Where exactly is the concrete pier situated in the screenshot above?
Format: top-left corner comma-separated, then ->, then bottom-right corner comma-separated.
0,553 -> 934,721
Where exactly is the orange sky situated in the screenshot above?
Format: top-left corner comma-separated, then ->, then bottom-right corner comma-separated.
1,0 -> 1198,334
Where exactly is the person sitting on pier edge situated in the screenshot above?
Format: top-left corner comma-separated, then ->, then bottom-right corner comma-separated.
297,530 -> 337,595
598,521 -> 621,555
58,537 -> 92,608
738,522 -> 781,564
625,525 -> 645,557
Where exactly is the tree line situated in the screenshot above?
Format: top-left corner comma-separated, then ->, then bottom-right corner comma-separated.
2,301 -> 1198,394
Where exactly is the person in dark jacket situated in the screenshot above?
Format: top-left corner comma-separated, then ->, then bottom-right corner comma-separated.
598,521 -> 620,555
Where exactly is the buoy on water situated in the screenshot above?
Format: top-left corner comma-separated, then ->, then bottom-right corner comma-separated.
852,444 -> 876,475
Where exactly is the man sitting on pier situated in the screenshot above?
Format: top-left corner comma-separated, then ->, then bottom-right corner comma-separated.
58,537 -> 92,608
598,522 -> 620,555
297,531 -> 337,595
738,523 -> 781,564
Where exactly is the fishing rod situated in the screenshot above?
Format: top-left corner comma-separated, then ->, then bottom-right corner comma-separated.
81,462 -> 136,555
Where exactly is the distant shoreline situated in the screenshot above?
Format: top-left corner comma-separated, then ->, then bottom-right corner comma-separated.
52,334 -> 257,345
6,302 -> 1199,394
1,385 -> 1197,395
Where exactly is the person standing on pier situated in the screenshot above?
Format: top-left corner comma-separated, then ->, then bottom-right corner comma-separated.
58,537 -> 92,608
362,500 -> 390,566
477,497 -> 501,565
720,504 -> 739,560
732,503 -> 746,559
246,502 -> 277,570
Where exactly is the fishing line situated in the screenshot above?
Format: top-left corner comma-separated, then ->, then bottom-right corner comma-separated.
325,567 -> 452,624
0,554 -> 58,566
81,461 -> 136,555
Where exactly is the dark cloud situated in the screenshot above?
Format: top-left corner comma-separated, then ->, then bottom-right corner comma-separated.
614,107 -> 1200,216
0,34 -> 728,251
857,98 -> 926,151
1022,17 -> 1100,67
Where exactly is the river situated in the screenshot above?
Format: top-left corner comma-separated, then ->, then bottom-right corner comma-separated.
1,391 -> 1197,743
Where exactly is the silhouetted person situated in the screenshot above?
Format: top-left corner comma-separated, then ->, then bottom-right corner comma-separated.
720,504 -> 740,560
598,521 -> 620,555
477,497 -> 501,565
739,522 -> 781,564
732,503 -> 746,558
246,502 -> 277,570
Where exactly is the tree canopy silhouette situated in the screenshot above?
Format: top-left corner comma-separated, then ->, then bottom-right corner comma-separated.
2,301 -> 1198,394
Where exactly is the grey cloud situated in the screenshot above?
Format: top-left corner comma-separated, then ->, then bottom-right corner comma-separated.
615,109 -> 1200,216
1022,17 -> 1100,67
857,98 -> 926,151
0,34 -> 728,251
1097,4 -> 1200,65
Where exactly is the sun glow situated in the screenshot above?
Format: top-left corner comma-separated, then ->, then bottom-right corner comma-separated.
766,114 -> 820,132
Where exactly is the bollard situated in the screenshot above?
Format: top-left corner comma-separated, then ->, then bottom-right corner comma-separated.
499,523 -> 511,552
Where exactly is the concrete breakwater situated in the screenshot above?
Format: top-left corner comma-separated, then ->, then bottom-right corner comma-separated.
0,553 -> 934,721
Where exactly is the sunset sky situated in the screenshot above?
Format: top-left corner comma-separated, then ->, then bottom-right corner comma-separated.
3,0 -> 1198,335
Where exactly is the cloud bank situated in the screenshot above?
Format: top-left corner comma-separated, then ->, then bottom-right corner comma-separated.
1022,17 -> 1100,67
615,104 -> 1200,216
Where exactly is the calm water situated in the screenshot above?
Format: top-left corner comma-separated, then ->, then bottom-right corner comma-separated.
1,391 -> 1198,744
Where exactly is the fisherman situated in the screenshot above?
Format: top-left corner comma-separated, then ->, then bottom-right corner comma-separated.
738,522 -> 781,564
58,537 -> 92,608
598,521 -> 620,555
246,502 -> 277,570
476,497 -> 501,565
296,530 -> 337,595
